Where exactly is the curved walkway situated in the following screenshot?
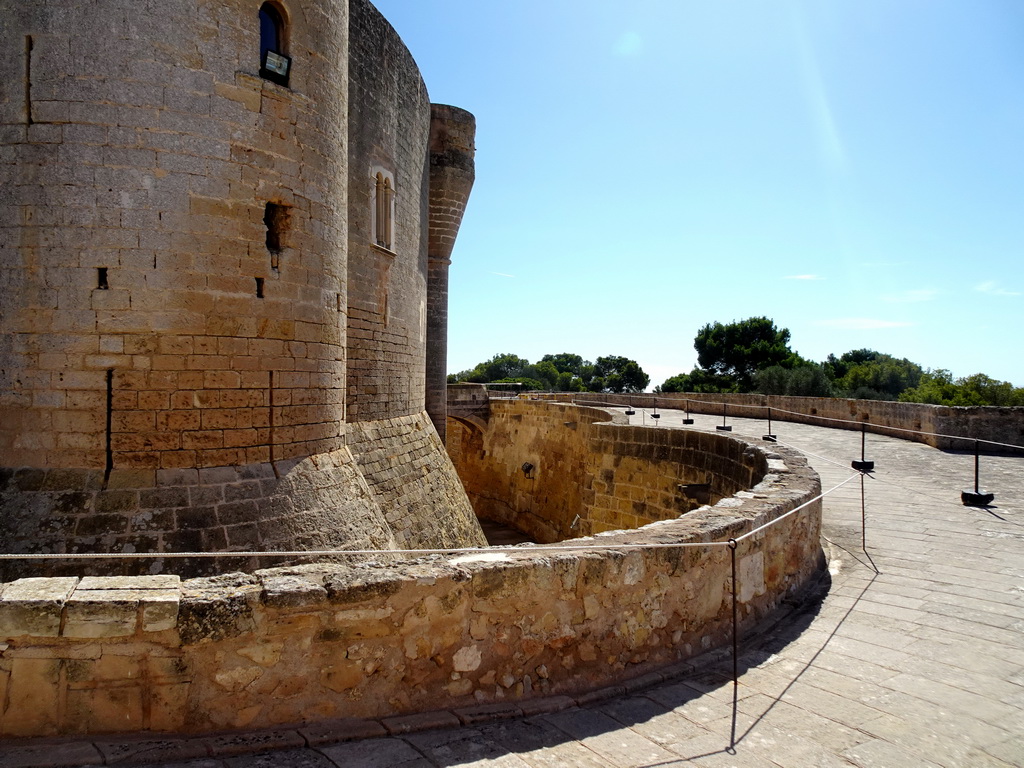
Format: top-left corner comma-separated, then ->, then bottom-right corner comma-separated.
3,411 -> 1022,767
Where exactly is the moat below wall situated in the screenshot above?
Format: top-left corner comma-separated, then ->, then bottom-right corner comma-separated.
0,402 -> 822,738
447,401 -> 771,543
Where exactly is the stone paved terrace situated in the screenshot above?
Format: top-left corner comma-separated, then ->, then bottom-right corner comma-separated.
1,408 -> 1021,767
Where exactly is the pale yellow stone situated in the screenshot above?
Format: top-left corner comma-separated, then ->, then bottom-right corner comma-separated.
237,641 -> 284,668
452,644 -> 481,672
213,665 -> 263,692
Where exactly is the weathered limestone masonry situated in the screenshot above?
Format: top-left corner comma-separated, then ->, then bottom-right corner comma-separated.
0,0 -> 484,578
0,404 -> 822,737
561,393 -> 1024,452
448,399 -> 774,543
425,106 -> 476,444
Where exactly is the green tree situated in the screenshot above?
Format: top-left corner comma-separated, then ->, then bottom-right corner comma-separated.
900,370 -> 1024,406
825,350 -> 923,400
657,367 -> 738,394
528,360 -> 560,389
694,317 -> 793,391
753,364 -> 833,397
556,370 -> 584,391
540,353 -> 586,375
593,355 -> 650,393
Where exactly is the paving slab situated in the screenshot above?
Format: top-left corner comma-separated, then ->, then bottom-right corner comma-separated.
317,738 -> 432,768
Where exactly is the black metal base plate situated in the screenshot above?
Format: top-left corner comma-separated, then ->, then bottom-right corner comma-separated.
716,425 -> 732,431
682,418 -> 694,425
852,460 -> 874,472
763,434 -> 777,442
961,489 -> 995,507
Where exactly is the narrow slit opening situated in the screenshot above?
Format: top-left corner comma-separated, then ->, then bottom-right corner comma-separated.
25,36 -> 33,125
263,202 -> 287,270
102,369 -> 113,489
97,267 -> 109,289
255,277 -> 265,298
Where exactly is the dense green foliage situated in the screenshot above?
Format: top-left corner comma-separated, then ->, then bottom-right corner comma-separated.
449,352 -> 649,393
451,319 -> 1023,405
654,317 -> 1023,405
694,317 -> 795,391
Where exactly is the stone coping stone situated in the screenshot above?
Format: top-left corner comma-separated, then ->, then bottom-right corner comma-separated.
77,575 -> 180,590
204,728 -> 306,757
0,577 -> 80,637
452,703 -> 525,725
382,710 -> 462,734
93,735 -> 210,764
298,718 -> 388,746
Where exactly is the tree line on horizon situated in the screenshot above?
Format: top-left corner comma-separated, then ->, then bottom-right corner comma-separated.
449,317 -> 1024,407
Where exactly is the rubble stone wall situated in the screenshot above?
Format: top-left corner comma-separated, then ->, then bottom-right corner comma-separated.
0,420 -> 821,737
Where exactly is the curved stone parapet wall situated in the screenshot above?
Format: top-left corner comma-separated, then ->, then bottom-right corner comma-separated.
448,400 -> 769,543
0,404 -> 821,738
559,393 -> 1024,452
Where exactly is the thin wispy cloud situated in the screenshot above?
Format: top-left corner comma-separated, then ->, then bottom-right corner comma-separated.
817,318 -> 913,330
882,288 -> 939,303
975,280 -> 1019,297
785,274 -> 825,281
489,271 -> 516,278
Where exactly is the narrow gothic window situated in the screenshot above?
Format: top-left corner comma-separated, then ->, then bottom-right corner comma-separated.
259,3 -> 291,87
373,169 -> 395,250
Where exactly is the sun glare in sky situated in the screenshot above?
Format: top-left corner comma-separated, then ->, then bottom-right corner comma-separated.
373,0 -> 1024,387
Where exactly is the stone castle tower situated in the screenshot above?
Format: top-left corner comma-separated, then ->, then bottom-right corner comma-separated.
0,0 -> 484,576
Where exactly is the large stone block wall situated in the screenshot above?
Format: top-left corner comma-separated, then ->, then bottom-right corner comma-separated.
0,451 -> 401,581
0,419 -> 821,738
0,0 -> 486,573
562,393 -> 1024,453
448,400 -> 770,544
1,0 -> 350,471
346,412 -> 486,550
345,0 -> 432,424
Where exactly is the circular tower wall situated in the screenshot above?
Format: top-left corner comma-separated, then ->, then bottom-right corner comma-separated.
0,0 -> 406,576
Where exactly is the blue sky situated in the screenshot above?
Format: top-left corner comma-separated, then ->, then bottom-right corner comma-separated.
372,0 -> 1024,388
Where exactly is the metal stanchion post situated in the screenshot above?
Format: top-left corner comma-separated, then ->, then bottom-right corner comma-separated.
851,422 -> 874,472
717,402 -> 732,432
961,439 -> 995,506
763,406 -> 777,442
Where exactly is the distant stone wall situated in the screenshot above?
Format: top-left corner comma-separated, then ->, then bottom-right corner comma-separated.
556,393 -> 1024,453
448,400 -> 769,543
0,422 -> 821,738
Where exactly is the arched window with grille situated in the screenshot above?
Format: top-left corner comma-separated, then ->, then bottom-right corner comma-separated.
259,2 -> 291,87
